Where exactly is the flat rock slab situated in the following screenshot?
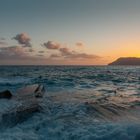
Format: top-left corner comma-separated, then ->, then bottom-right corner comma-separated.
0,84 -> 45,128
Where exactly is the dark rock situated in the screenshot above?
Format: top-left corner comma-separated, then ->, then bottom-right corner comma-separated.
35,85 -> 45,97
0,90 -> 12,99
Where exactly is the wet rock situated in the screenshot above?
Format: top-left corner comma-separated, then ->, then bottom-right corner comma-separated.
0,90 -> 12,99
15,84 -> 45,99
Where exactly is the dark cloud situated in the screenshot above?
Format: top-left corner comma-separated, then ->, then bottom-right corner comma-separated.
13,33 -> 32,47
43,41 -> 60,49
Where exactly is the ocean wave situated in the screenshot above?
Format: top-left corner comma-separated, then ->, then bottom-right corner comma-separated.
0,77 -> 31,85
0,66 -> 140,139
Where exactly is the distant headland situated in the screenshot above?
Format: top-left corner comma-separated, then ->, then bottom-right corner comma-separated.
108,57 -> 140,65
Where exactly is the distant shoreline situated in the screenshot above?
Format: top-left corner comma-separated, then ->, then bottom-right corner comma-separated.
108,57 -> 140,66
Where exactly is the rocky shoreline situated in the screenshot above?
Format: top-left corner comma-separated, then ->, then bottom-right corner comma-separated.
0,84 -> 45,128
0,84 -> 140,127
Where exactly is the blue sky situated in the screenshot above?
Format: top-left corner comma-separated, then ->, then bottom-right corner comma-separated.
0,0 -> 140,65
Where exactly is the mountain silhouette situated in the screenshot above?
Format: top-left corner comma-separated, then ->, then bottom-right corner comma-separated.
108,57 -> 140,65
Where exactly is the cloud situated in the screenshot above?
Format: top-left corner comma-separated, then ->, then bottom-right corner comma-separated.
75,42 -> 84,47
0,37 -> 6,41
59,47 -> 73,56
42,41 -> 60,49
36,54 -> 44,57
38,51 -> 44,53
67,52 -> 100,59
0,41 -> 7,46
13,33 -> 32,47
50,54 -> 61,58
28,48 -> 34,52
0,38 -> 8,46
0,46 -> 28,59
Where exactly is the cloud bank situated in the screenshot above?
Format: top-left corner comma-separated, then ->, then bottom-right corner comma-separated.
0,34 -> 102,65
43,41 -> 100,60
0,46 -> 30,60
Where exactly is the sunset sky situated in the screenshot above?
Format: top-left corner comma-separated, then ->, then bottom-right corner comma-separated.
0,0 -> 140,65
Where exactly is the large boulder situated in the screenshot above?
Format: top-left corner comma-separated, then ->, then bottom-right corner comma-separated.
0,90 -> 12,99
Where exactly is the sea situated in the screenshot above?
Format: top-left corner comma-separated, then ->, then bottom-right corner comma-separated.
0,65 -> 140,140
